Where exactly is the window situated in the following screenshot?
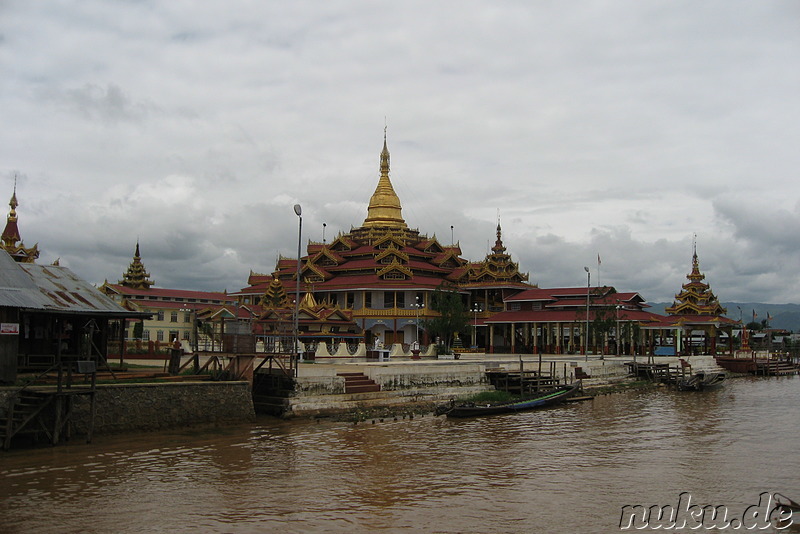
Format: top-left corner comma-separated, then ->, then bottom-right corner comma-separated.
184,313 -> 191,323
157,311 -> 165,321
383,292 -> 393,308
182,331 -> 190,340
143,330 -> 150,341
396,292 -> 405,308
169,331 -> 179,342
509,303 -> 521,311
157,330 -> 164,341
346,292 -> 354,308
170,311 -> 178,323
365,293 -> 372,308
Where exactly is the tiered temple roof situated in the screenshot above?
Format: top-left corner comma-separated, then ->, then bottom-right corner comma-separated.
118,242 -> 154,290
665,245 -> 726,317
1,186 -> 39,263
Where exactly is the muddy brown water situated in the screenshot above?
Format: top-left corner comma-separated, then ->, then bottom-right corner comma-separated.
2,376 -> 798,533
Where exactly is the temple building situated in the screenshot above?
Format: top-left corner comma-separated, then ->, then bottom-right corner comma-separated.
1,186 -> 39,263
661,243 -> 738,355
234,133 -> 532,349
100,243 -> 234,351
484,285 -> 667,355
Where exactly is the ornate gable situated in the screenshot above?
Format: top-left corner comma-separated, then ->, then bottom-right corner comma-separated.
313,247 -> 344,267
375,245 -> 409,264
374,234 -> 406,250
329,235 -> 355,252
377,259 -> 413,280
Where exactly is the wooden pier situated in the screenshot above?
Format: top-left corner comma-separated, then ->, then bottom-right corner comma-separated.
2,362 -> 98,450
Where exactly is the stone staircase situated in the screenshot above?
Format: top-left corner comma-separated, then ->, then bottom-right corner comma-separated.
338,372 -> 381,394
755,360 -> 800,376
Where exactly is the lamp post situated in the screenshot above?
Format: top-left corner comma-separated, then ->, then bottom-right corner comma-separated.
616,305 -> 621,356
471,303 -> 481,348
414,297 -> 424,344
293,204 -> 302,376
584,266 -> 590,362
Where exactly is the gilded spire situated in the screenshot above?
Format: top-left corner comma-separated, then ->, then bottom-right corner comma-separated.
362,128 -> 407,229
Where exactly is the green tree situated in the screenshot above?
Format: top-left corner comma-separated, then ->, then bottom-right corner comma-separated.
132,321 -> 144,339
421,285 -> 469,352
591,306 -> 616,354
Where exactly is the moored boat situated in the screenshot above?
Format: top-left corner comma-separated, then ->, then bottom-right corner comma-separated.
677,371 -> 726,391
440,383 -> 581,418
714,354 -> 757,373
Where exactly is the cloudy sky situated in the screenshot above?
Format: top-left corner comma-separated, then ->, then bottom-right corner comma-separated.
2,1 -> 799,304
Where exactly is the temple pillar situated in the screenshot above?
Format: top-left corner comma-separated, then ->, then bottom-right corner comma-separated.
555,322 -> 561,354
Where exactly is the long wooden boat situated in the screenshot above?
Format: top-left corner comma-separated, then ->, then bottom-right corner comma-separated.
677,371 -> 726,391
441,383 -> 580,418
714,355 -> 757,374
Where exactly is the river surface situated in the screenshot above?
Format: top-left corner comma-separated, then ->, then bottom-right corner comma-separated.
2,376 -> 799,533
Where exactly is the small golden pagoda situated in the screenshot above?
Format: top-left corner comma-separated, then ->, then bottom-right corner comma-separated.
118,242 -> 154,290
665,242 -> 726,316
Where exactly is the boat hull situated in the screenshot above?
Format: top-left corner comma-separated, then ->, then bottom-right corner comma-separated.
445,384 -> 580,418
677,371 -> 726,391
714,356 -> 757,373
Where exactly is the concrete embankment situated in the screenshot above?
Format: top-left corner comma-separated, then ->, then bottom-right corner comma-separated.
1,381 -> 256,438
273,353 -> 729,418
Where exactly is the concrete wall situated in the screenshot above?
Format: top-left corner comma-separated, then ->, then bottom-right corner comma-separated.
1,381 -> 256,437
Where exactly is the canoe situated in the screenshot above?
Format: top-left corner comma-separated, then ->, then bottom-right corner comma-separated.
677,371 -> 726,391
441,383 -> 581,418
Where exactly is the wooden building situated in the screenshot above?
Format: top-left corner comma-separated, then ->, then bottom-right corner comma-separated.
0,249 -> 147,383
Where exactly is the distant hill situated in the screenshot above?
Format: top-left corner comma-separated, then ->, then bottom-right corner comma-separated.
646,302 -> 800,332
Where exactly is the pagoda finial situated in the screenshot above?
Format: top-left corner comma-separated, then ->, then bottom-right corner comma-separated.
362,128 -> 407,229
492,212 -> 506,254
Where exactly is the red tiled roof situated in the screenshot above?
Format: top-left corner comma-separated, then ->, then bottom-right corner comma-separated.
104,284 -> 233,302
486,308 -> 664,324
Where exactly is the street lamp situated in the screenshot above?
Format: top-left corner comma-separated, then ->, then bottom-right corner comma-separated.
584,266 -> 590,362
415,296 -> 424,345
471,303 -> 482,348
616,305 -> 622,357
293,204 -> 302,376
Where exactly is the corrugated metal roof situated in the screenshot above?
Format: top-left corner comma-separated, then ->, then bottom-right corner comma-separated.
0,249 -> 148,317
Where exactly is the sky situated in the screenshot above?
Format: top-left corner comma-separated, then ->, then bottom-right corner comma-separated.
2,1 -> 800,304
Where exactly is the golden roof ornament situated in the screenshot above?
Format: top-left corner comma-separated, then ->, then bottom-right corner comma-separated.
362,128 -> 407,229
